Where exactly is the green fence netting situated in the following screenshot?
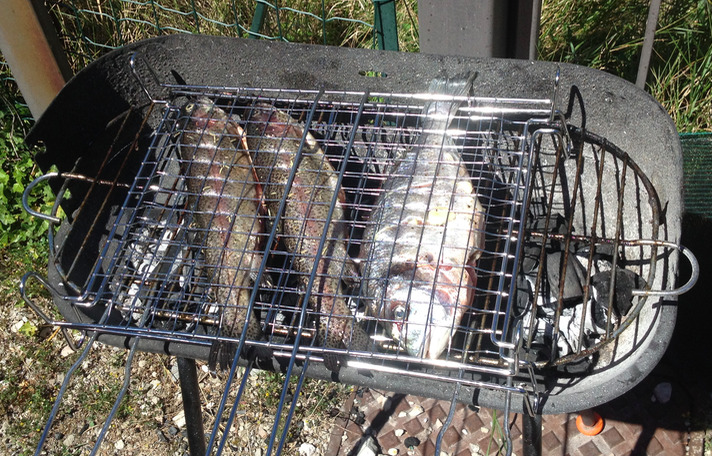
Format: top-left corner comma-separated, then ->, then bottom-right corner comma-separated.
46,0 -> 411,72
681,133 -> 712,218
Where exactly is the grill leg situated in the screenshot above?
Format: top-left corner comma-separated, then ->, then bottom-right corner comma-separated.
521,412 -> 542,456
177,357 -> 207,456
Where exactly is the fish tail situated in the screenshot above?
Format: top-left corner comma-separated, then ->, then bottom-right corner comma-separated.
422,71 -> 477,127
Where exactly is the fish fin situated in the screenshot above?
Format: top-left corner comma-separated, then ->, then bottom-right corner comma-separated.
341,257 -> 361,287
427,71 -> 477,98
207,340 -> 235,371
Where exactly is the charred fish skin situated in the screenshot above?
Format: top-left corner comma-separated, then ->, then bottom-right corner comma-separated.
360,73 -> 485,360
180,97 -> 265,370
246,103 -> 369,371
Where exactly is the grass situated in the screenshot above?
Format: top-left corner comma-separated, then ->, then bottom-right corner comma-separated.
46,0 -> 419,70
540,0 -> 712,132
1,1 -> 712,454
42,0 -> 712,130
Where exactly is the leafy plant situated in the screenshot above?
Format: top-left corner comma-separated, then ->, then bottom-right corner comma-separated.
0,100 -> 54,254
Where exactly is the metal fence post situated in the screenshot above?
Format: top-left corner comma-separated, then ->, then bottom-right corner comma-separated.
373,0 -> 399,51
249,0 -> 268,39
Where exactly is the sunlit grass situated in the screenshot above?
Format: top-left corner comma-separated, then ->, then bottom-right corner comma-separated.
539,0 -> 711,131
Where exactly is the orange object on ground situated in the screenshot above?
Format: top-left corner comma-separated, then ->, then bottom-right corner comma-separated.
576,410 -> 605,436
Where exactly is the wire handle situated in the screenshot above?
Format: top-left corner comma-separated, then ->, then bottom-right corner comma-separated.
20,271 -> 79,351
129,51 -> 162,103
22,173 -> 62,224
23,172 -> 133,223
631,240 -> 699,297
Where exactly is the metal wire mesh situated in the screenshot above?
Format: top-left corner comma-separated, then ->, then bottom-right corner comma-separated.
44,85 -> 556,387
680,132 -> 712,218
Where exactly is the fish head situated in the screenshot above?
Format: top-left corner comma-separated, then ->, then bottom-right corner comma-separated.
382,261 -> 476,360
384,277 -> 458,360
184,97 -> 243,137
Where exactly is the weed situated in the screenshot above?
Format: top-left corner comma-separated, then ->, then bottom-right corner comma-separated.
539,0 -> 712,131
0,97 -> 54,255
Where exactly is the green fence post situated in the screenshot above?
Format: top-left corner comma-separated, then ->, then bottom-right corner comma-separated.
250,0 -> 268,39
373,0 -> 399,51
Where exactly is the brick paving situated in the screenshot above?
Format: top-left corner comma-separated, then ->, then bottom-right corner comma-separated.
327,370 -> 703,456
326,275 -> 712,456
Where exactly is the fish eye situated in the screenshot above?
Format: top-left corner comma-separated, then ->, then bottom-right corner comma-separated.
393,305 -> 407,321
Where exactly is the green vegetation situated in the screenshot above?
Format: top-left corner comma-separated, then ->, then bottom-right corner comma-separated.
540,0 -> 711,132
0,94 -> 53,254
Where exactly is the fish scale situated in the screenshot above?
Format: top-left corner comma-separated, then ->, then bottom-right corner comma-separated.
359,73 -> 485,360
180,97 -> 265,370
246,103 -> 369,371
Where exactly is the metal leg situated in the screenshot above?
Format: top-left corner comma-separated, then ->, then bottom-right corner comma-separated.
521,412 -> 542,456
177,357 -> 207,456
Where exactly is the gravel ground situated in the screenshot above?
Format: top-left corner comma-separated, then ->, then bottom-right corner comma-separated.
1,285 -> 347,456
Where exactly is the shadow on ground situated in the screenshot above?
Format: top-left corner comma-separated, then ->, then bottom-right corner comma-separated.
590,213 -> 711,454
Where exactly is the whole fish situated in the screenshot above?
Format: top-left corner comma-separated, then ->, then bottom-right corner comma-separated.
359,73 -> 485,359
180,97 -> 265,369
246,103 -> 369,371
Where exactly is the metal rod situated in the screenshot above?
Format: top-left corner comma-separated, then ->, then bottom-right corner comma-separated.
89,343 -> 138,456
578,409 -> 598,427
521,410 -> 542,456
435,382 -> 461,455
529,0 -> 543,60
33,332 -> 100,456
636,0 -> 662,89
177,357 -> 207,456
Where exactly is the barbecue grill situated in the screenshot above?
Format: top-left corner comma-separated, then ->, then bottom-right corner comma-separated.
20,35 -> 698,455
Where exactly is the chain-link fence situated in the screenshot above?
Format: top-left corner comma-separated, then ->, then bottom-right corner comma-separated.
8,0 -> 416,76
2,0 -> 418,117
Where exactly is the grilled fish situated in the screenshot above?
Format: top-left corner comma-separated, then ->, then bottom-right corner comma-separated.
246,103 -> 369,371
180,97 -> 264,369
359,73 -> 485,359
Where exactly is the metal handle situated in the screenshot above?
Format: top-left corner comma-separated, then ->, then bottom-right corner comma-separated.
22,172 -> 63,224
23,171 -> 134,223
20,271 -> 79,351
631,240 -> 699,297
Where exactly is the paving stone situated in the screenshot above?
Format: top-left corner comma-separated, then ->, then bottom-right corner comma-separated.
393,397 -> 411,416
577,440 -> 601,456
441,426 -> 460,448
542,430 -> 562,452
426,403 -> 449,425
402,417 -> 422,436
646,436 -> 664,455
420,438 -> 436,456
379,430 -> 400,450
660,429 -> 683,446
463,411 -> 484,430
477,435 -> 494,452
509,421 -> 522,440
327,376 -> 695,456
601,427 -> 624,449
